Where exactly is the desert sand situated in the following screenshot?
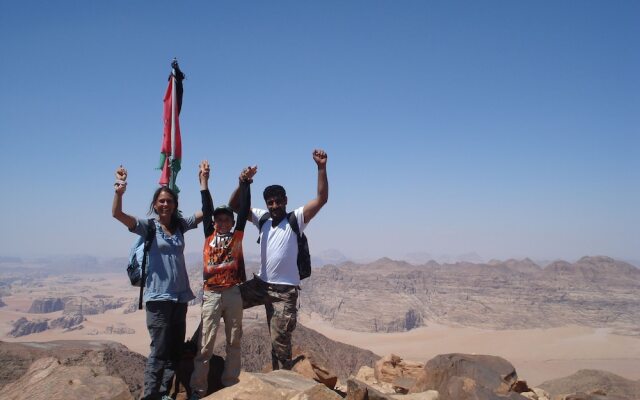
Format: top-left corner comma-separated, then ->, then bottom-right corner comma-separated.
1,272 -> 638,386
298,312 -> 640,386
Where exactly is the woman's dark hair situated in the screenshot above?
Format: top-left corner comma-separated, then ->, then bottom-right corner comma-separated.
263,185 -> 286,201
148,186 -> 180,229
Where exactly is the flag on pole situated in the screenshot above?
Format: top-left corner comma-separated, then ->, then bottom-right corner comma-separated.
158,58 -> 185,193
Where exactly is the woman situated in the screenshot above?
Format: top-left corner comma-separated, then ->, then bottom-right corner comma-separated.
112,165 -> 203,400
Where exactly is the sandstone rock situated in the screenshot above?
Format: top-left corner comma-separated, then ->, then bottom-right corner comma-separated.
300,257 -> 640,332
539,369 -> 640,400
213,321 -> 378,381
28,297 -> 65,313
374,353 -> 424,393
355,365 -> 376,382
353,365 -> 396,394
63,296 -> 126,315
10,317 -> 49,337
122,300 -> 138,314
346,378 -> 396,400
533,388 -> 550,400
205,369 -> 342,399
49,313 -> 84,329
558,393 -> 608,400
511,380 -> 532,393
291,351 -> 338,389
104,324 -> 135,334
2,356 -> 132,400
390,391 -> 439,399
0,340 -> 146,398
411,353 -> 527,399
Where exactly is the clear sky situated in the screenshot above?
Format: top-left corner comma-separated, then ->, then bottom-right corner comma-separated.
1,1 -> 638,263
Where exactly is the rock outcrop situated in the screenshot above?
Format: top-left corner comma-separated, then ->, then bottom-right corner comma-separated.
9,317 -> 49,337
49,313 -> 84,329
63,296 -> 126,315
301,256 -> 640,333
206,369 -> 342,399
539,369 -> 640,400
0,340 -> 146,398
2,357 -> 132,400
213,321 -> 379,381
104,324 -> 136,335
28,297 -> 65,313
374,354 -> 425,394
410,353 -> 527,399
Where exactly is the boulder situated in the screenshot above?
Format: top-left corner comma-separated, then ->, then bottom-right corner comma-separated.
291,351 -> 338,389
205,369 -> 342,399
411,353 -> 527,400
539,369 -> 640,400
390,391 -> 439,399
519,387 -> 550,400
353,365 -> 396,394
374,354 -> 424,393
2,356 -> 132,400
346,378 -> 396,400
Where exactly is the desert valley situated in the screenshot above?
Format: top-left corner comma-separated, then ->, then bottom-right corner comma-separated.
1,255 -> 639,399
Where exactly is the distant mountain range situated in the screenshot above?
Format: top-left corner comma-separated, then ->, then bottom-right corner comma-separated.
300,255 -> 640,334
3,251 -> 637,274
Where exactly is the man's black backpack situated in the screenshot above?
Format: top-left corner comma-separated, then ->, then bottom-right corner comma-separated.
258,212 -> 311,280
126,218 -> 156,310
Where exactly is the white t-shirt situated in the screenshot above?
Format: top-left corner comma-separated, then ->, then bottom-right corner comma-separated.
251,206 -> 307,286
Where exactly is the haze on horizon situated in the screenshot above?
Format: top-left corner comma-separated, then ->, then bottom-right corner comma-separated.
0,1 -> 638,263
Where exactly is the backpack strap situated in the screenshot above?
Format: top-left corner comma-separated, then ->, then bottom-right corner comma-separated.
287,212 -> 301,237
256,212 -> 271,244
138,218 -> 156,310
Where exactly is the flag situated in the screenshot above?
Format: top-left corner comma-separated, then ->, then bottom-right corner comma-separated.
158,58 -> 185,193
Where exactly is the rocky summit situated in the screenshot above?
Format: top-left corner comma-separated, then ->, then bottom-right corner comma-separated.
1,337 -> 637,400
301,256 -> 640,333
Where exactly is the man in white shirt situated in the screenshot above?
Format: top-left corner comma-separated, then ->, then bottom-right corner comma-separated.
230,149 -> 328,370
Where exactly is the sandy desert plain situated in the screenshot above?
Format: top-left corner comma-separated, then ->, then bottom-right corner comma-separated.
1,271 -> 639,387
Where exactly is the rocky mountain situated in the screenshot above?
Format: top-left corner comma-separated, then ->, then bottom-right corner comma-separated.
63,296 -> 127,315
0,340 -> 146,399
301,256 -> 640,333
28,297 -> 65,313
9,317 -> 49,337
49,313 -> 85,330
211,320 -> 379,381
539,369 -> 640,399
2,337 -> 637,400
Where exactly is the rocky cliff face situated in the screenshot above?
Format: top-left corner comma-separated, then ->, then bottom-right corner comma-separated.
49,313 -> 85,330
9,317 -> 49,337
301,256 -> 640,333
28,297 -> 65,313
63,296 -> 127,315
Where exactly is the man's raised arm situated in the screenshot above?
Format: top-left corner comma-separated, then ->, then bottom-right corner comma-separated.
302,149 -> 328,224
229,165 -> 258,219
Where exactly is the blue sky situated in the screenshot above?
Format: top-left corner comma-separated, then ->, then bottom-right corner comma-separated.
1,1 -> 638,263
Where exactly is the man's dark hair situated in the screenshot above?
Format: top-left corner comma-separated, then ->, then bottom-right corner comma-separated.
263,185 -> 286,200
